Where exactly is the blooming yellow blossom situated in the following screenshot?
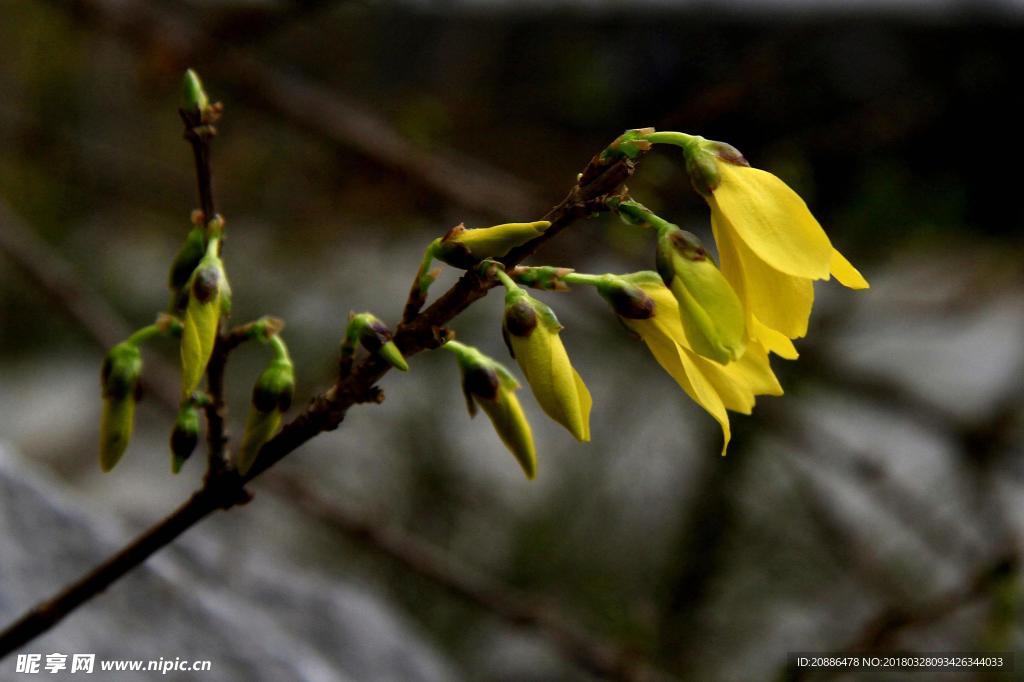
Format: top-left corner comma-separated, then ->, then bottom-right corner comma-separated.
597,272 -> 781,455
644,131 -> 869,349
502,286 -> 592,442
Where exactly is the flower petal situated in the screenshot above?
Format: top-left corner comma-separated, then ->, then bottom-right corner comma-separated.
830,248 -> 870,290
750,316 -> 799,360
713,214 -> 814,339
709,164 -> 832,280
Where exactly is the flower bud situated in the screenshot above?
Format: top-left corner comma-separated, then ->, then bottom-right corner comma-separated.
502,290 -> 592,442
237,358 -> 294,475
180,251 -> 227,397
445,340 -> 537,479
656,226 -> 746,365
99,342 -> 142,472
348,313 -> 409,371
168,227 -> 206,311
170,401 -> 201,473
596,277 -> 655,320
433,221 -> 551,269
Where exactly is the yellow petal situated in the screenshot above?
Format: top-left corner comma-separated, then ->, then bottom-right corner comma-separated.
830,248 -> 870,290
510,325 -> 592,442
725,341 -> 784,398
709,164 -> 831,280
626,291 -> 733,455
712,214 -> 814,339
480,390 -> 537,479
750,316 -> 799,360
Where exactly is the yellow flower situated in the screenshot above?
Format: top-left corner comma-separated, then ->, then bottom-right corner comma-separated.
444,340 -> 537,479
643,131 -> 869,349
709,162 -> 869,343
502,288 -> 592,442
598,273 -> 782,455
433,221 -> 551,269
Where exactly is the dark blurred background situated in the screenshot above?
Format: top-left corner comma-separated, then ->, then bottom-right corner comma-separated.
1,1 -> 1022,680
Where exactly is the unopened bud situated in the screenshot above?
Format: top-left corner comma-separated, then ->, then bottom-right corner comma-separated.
170,402 -> 201,473
656,226 -> 746,364
598,278 -> 656,320
444,340 -> 537,478
433,221 -> 551,269
181,252 -> 227,397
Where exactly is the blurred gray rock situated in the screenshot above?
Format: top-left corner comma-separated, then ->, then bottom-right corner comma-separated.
0,442 -> 457,682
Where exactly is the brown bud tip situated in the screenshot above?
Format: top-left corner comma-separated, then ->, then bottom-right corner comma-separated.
669,230 -> 707,261
463,366 -> 500,401
604,283 -> 655,320
191,265 -> 220,303
503,300 -> 538,337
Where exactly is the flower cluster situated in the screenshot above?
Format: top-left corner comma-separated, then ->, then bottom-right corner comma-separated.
426,129 -> 868,475
98,84 -> 867,483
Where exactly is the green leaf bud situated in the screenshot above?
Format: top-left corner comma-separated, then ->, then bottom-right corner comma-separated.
181,69 -> 209,113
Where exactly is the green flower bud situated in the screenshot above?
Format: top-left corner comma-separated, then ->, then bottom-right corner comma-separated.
502,289 -> 592,442
237,358 -> 294,475
170,401 -> 201,473
656,226 -> 746,365
99,342 -> 143,472
180,251 -> 227,398
347,313 -> 408,371
168,226 -> 206,311
433,221 -> 551,269
596,276 -> 656,320
99,395 -> 136,473
445,340 -> 537,479
101,342 -> 142,400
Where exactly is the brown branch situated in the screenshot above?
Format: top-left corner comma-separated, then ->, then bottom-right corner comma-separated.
0,205 -> 675,679
0,139 -> 642,659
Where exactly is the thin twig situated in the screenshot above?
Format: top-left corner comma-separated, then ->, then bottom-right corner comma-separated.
0,138 -> 642,657
0,202 -> 674,680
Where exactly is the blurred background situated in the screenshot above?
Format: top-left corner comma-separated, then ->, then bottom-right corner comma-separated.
1,0 -> 1023,680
